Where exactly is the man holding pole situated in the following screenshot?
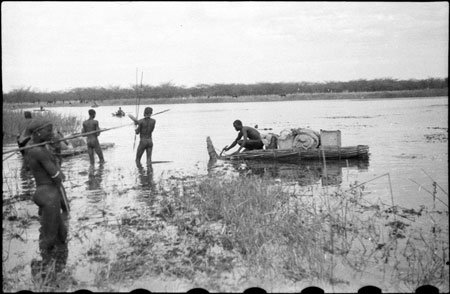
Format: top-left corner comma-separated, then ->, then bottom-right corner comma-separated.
135,107 -> 156,166
24,118 -> 68,273
82,109 -> 105,165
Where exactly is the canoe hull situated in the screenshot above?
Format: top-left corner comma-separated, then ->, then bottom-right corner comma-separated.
60,143 -> 115,158
207,136 -> 369,162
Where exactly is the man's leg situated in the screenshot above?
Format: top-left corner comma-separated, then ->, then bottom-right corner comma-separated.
145,139 -> 153,166
135,141 -> 145,166
87,147 -> 95,165
34,186 -> 62,264
94,143 -> 105,163
244,140 -> 264,150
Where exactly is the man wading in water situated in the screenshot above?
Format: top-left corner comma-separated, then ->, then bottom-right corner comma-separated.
135,107 -> 156,167
24,119 -> 68,277
223,120 -> 264,154
82,109 -> 105,165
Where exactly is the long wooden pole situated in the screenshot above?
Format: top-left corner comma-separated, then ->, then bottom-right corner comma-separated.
2,123 -> 134,156
3,110 -> 170,157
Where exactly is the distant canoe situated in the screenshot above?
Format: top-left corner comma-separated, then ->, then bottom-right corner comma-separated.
33,109 -> 49,112
60,142 -> 115,158
207,136 -> 369,162
112,112 -> 126,117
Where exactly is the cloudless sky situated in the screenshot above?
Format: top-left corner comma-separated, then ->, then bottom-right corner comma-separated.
2,1 -> 448,93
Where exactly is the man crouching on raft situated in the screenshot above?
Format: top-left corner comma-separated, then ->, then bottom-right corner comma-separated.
223,120 -> 264,154
24,119 -> 68,270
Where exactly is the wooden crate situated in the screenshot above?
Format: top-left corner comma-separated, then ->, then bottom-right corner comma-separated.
320,130 -> 341,147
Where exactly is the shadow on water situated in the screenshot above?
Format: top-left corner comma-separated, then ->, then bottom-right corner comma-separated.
228,158 -> 369,186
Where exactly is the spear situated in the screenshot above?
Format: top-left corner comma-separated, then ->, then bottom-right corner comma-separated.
133,70 -> 143,150
3,123 -> 135,156
3,109 -> 171,157
127,109 -> 170,124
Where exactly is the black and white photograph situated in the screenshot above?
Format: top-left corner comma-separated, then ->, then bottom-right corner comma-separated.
2,2 -> 448,292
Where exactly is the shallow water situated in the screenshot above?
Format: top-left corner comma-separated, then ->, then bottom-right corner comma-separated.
2,97 -> 448,290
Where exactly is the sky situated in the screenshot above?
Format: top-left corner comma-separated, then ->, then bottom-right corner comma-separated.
1,1 -> 448,93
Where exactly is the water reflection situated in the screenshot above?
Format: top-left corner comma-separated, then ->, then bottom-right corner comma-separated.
231,158 -> 369,186
137,164 -> 156,191
86,163 -> 105,191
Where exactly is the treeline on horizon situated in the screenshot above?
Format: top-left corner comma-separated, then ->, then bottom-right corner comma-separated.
3,77 -> 448,103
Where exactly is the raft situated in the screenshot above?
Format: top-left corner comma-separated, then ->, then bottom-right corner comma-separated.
60,143 -> 115,158
207,136 -> 369,162
112,113 -> 125,117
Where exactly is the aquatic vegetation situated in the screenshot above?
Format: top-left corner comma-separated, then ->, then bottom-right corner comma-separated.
2,167 -> 448,292
2,109 -> 83,143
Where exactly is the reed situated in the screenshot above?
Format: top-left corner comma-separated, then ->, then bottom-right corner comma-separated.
2,109 -> 83,143
2,165 -> 448,292
171,173 -> 448,290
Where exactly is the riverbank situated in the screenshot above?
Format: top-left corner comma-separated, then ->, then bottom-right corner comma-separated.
3,88 -> 447,109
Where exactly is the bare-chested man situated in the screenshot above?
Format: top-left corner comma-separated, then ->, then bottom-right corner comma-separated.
24,119 -> 68,270
135,107 -> 156,166
223,120 -> 264,154
82,109 -> 105,165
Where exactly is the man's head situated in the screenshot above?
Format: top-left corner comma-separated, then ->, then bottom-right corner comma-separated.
88,109 -> 96,118
233,120 -> 243,131
24,111 -> 32,119
144,107 -> 153,118
26,118 -> 53,142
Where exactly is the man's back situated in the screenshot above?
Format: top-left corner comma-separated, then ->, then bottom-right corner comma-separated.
137,117 -> 156,139
83,119 -> 99,138
242,126 -> 261,140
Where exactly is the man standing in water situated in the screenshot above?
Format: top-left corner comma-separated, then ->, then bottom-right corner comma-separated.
135,107 -> 156,166
223,120 -> 264,154
24,119 -> 68,275
82,109 -> 105,165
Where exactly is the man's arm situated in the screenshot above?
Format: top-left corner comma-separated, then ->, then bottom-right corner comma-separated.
135,121 -> 141,134
95,121 -> 101,137
224,132 -> 243,151
37,149 -> 65,185
241,127 -> 249,147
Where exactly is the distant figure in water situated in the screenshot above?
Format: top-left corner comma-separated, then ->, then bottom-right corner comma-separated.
40,106 -> 44,111
116,107 -> 125,116
223,120 -> 264,154
135,107 -> 156,167
82,109 -> 105,165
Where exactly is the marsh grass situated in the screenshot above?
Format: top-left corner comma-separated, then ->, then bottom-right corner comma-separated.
2,164 -> 448,292
168,173 -> 448,291
2,109 -> 83,143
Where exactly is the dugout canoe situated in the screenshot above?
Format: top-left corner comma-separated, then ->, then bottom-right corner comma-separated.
207,136 -> 369,162
60,143 -> 115,158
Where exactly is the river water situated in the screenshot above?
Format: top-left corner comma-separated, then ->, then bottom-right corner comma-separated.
2,96 -> 448,289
